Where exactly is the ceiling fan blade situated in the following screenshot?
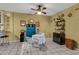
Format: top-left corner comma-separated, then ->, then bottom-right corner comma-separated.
31,8 -> 37,11
42,7 -> 46,10
42,12 -> 47,14
34,12 -> 37,14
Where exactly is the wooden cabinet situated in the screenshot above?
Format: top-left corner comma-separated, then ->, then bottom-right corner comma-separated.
53,32 -> 65,45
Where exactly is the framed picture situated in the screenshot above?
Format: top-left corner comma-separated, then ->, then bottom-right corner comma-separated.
20,20 -> 26,26
36,21 -> 40,27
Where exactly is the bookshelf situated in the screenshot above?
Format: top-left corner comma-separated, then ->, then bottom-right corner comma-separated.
53,16 -> 65,45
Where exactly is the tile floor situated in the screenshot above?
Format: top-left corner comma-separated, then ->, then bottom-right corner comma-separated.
0,38 -> 79,55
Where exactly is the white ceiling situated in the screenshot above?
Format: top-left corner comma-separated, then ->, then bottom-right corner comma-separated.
0,3 -> 75,16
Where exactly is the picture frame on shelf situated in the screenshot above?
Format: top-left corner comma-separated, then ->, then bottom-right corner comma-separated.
68,12 -> 72,17
61,13 -> 64,17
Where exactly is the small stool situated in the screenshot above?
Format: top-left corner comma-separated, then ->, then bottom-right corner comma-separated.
65,38 -> 76,50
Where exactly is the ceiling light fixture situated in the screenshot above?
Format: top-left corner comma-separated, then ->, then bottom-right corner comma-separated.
37,11 -> 42,15
30,19 -> 33,22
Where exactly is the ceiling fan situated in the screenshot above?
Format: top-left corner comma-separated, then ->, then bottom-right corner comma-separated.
31,5 -> 47,15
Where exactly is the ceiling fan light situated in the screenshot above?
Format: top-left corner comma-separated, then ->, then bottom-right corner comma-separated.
37,11 -> 42,15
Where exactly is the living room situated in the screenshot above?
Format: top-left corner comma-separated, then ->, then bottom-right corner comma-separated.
0,3 -> 79,55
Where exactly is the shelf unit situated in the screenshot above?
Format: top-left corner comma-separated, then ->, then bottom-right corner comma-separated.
53,16 -> 65,45
0,11 -> 10,35
0,11 -> 4,31
4,15 -> 10,32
